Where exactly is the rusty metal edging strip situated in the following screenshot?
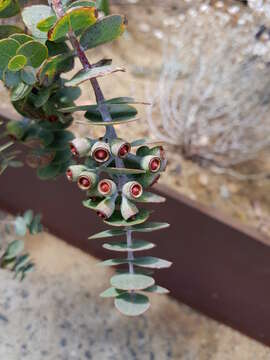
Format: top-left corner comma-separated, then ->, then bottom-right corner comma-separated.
1,165 -> 270,346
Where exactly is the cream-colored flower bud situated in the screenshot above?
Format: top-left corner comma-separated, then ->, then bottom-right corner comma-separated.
122,181 -> 143,200
98,179 -> 117,197
77,171 -> 98,190
66,165 -> 86,182
90,141 -> 111,163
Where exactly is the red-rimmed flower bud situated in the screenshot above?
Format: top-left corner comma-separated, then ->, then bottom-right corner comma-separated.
140,155 -> 161,173
96,197 -> 116,220
91,141 -> 111,163
77,171 -> 98,190
122,181 -> 143,200
149,146 -> 166,160
66,165 -> 86,182
69,138 -> 92,157
110,138 -> 131,158
120,196 -> 139,221
97,179 -> 117,197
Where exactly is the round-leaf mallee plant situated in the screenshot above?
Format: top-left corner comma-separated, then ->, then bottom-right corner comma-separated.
0,0 -> 171,316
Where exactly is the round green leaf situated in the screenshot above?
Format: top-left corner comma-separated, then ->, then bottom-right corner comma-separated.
0,38 -> 19,71
48,7 -> 97,42
9,33 -> 33,45
37,15 -> 57,32
4,240 -> 24,260
20,66 -> 36,85
132,222 -> 170,233
17,41 -> 48,68
88,229 -> 126,240
0,0 -> 19,18
22,5 -> 53,41
104,209 -> 150,227
80,15 -> 126,50
11,83 -> 32,101
103,240 -> 155,252
0,25 -> 23,39
3,68 -> 20,87
132,257 -> 172,269
114,293 -> 150,316
100,287 -> 126,298
66,65 -> 125,86
133,192 -> 166,203
144,285 -> 169,294
110,273 -> 154,291
8,54 -> 27,72
14,216 -> 27,236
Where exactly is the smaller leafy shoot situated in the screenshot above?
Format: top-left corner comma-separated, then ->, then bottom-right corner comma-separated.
1,240 -> 34,281
14,216 -> 27,237
48,7 -> 97,42
66,65 -> 125,87
0,0 -> 20,18
80,14 -> 126,50
110,273 -> 155,291
14,211 -> 43,236
115,293 -> 150,316
8,55 -> 27,72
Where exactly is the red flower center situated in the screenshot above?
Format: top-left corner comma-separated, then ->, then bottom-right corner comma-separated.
66,169 -> 73,181
118,144 -> 130,157
100,181 -> 111,194
131,184 -> 142,197
69,143 -> 78,156
150,158 -> 161,172
79,176 -> 91,188
94,148 -> 108,161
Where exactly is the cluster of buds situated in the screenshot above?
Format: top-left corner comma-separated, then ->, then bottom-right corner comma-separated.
66,137 -> 166,222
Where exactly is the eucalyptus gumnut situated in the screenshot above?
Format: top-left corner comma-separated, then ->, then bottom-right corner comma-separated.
98,179 -> 117,197
110,138 -> 131,158
91,141 -> 111,163
66,165 -> 86,182
120,196 -> 139,220
122,181 -> 143,200
69,138 -> 92,157
96,197 -> 116,219
140,155 -> 161,173
77,170 -> 98,190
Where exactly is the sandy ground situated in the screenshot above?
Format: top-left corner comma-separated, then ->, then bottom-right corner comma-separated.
0,230 -> 269,359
